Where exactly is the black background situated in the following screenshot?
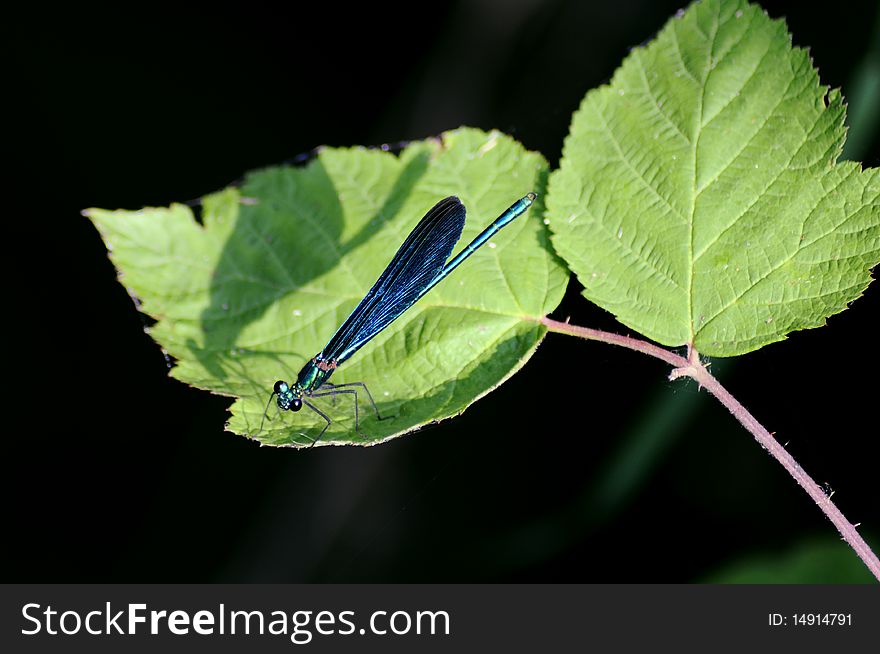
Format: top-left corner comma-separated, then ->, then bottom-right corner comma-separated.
6,1 -> 879,582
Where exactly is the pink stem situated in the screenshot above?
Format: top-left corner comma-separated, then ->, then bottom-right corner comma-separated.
540,316 -> 880,582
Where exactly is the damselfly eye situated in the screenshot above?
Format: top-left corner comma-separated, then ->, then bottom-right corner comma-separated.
273,380 -> 286,394
290,398 -> 303,412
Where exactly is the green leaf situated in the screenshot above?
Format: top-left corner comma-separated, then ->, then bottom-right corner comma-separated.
546,0 -> 879,356
703,537 -> 877,583
86,128 -> 567,447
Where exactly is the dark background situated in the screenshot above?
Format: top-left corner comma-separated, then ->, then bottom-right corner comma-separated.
6,0 -> 879,582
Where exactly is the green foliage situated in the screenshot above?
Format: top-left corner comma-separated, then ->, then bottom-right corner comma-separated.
546,0 -> 879,356
86,128 -> 566,446
703,537 -> 877,583
85,0 -> 880,450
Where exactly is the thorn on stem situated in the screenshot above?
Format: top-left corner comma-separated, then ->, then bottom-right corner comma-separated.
668,365 -> 701,386
668,367 -> 688,381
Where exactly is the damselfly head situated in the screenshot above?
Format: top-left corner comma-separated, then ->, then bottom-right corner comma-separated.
274,380 -> 303,412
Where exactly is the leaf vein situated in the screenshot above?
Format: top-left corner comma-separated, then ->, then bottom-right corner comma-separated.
699,27 -> 773,132
697,168 -> 866,334
634,49 -> 691,143
692,104 -> 825,263
594,98 -> 688,225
